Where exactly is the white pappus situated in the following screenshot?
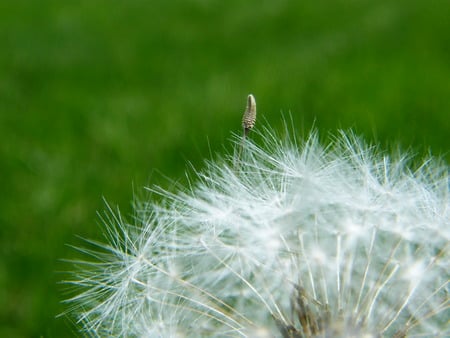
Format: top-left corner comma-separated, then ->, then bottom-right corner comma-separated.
63,97 -> 449,337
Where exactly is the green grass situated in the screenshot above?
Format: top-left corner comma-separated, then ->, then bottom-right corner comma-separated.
0,0 -> 448,336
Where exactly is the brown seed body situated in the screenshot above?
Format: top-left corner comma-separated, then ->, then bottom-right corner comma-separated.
242,94 -> 256,136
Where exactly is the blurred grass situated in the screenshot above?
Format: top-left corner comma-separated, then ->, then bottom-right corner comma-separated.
0,0 -> 448,336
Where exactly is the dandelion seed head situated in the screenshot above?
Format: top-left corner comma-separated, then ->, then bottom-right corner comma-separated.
64,122 -> 449,337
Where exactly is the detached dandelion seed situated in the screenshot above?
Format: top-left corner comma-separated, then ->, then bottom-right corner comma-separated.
63,98 -> 449,337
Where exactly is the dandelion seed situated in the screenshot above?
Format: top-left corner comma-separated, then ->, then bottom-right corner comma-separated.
242,94 -> 256,137
235,94 -> 257,170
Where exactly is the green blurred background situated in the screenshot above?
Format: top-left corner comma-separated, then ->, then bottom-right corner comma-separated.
0,0 -> 448,336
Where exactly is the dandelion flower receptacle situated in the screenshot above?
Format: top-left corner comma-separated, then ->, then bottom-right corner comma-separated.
64,98 -> 449,337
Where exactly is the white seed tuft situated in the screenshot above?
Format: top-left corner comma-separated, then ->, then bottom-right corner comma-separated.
64,123 -> 449,337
